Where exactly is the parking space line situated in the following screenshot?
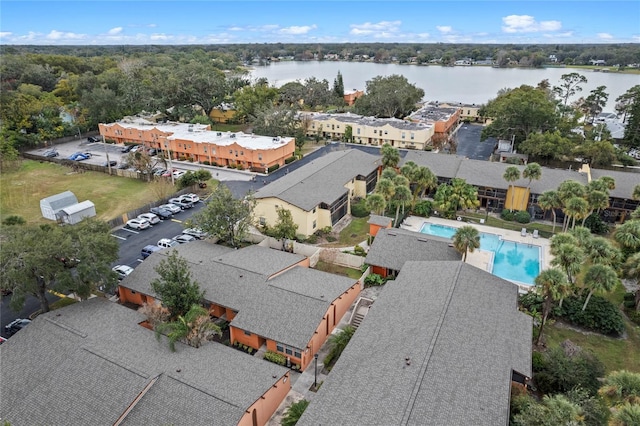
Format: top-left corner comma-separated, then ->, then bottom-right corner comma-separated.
171,219 -> 183,223
111,234 -> 127,240
136,259 -> 143,263
122,228 -> 139,234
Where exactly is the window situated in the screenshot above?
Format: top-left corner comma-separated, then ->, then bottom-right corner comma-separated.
204,147 -> 207,153
384,130 -> 388,135
178,143 -> 182,148
240,151 -> 244,156
374,130 -> 377,134
258,154 -> 262,160
229,150 -> 233,154
402,132 -> 406,139
313,220 -> 317,229
337,125 -> 340,129
312,124 -> 315,129
312,207 -> 316,213
411,133 -> 415,140
259,217 -> 266,225
212,148 -> 216,155
243,330 -> 252,336
276,343 -> 302,358
357,128 -> 360,134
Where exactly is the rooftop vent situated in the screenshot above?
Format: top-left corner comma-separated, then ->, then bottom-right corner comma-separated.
216,132 -> 222,136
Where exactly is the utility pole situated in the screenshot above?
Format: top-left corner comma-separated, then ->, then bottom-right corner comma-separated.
102,134 -> 112,175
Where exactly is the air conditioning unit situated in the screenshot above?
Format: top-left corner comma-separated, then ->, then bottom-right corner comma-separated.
216,132 -> 222,136
230,134 -> 236,138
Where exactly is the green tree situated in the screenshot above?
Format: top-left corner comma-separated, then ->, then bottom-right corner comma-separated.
190,184 -> 256,248
503,166 -> 521,211
325,325 -> 356,365
582,264 -> 619,311
452,225 -> 480,262
632,184 -> 640,201
584,236 -> 622,268
534,268 -> 568,345
343,125 -> 353,143
565,196 -> 590,230
433,178 -> 479,218
619,85 -> 640,148
622,252 -> 640,311
557,180 -> 586,232
272,207 -> 299,240
354,74 -> 424,118
251,104 -> 301,140
233,83 -> 279,122
281,399 -> 310,426
615,85 -> 640,123
391,184 -> 412,226
519,131 -> 575,164
0,220 -> 119,313
610,403 -> 640,426
278,81 -> 306,105
614,220 -> 640,253
513,394 -> 585,426
375,178 -> 395,206
599,370 -> 640,406
333,70 -> 345,101
550,242 -> 585,284
521,162 -> 542,209
155,304 -> 221,352
365,193 -> 386,215
553,72 -> 588,111
582,85 -> 609,124
151,250 -> 204,319
537,190 -> 562,233
380,143 -> 400,168
381,167 -> 398,181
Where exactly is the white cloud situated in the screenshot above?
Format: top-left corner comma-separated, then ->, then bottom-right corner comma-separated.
597,32 -> 613,39
107,27 -> 123,35
279,24 -> 317,35
147,24 -> 157,28
0,32 -> 12,38
228,26 -> 243,31
150,33 -> 171,41
350,20 -> 401,36
502,15 -> 561,33
46,30 -> 85,40
436,25 -> 452,34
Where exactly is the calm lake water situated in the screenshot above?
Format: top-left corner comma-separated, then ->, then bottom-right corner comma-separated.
250,61 -> 640,111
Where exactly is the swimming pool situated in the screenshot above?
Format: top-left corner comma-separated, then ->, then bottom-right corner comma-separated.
419,222 -> 541,285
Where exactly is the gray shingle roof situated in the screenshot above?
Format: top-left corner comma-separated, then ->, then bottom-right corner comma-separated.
365,228 -> 460,271
404,150 -> 464,180
255,149 -> 380,211
40,190 -> 78,210
121,242 -> 358,350
298,261 -> 532,426
1,298 -> 289,426
368,214 -> 393,227
590,168 -> 640,199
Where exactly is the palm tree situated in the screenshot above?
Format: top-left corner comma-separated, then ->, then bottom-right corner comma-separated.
400,161 -> 418,180
557,180 -> 586,232
450,178 -> 480,212
393,174 -> 410,189
452,225 -> 481,262
365,193 -> 386,215
326,325 -> 356,365
538,190 -> 562,233
564,196 -> 589,230
392,185 -> 412,226
503,166 -> 521,211
599,370 -> 640,406
155,305 -> 221,351
550,243 -> 585,284
622,253 -> 640,311
381,143 -> 400,168
615,220 -> 640,252
586,236 -> 622,268
534,268 -> 568,345
414,166 -> 437,199
381,167 -> 397,181
375,178 -> 395,206
610,402 -> 640,426
281,399 -> 310,426
582,264 -> 619,311
584,189 -> 609,225
521,162 -> 542,209
550,233 -> 578,256
569,226 -> 593,248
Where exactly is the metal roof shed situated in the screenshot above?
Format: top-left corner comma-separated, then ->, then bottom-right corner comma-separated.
59,200 -> 96,225
40,191 -> 78,221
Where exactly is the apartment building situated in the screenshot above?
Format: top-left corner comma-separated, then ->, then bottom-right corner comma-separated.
99,117 -> 295,172
407,103 -> 462,145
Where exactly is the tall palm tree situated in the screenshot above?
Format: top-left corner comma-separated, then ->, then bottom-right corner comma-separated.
534,268 -> 568,345
582,264 -> 619,311
381,167 -> 398,181
365,193 -> 386,215
400,161 -> 418,181
586,236 -> 622,268
550,233 -> 579,256
393,174 -> 410,189
622,253 -> 640,311
503,166 -> 521,211
375,178 -> 396,205
155,305 -> 221,351
557,180 -> 586,232
381,143 -> 400,168
564,196 -> 589,230
521,162 -> 542,209
584,189 -> 609,225
452,225 -> 481,262
614,220 -> 640,252
450,178 -> 480,212
392,185 -> 412,226
538,190 -> 562,233
569,226 -> 593,248
551,243 -> 585,284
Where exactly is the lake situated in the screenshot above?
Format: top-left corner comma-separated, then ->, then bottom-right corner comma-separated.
250,61 -> 640,111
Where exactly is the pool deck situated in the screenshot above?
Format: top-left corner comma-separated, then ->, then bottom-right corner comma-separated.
400,215 -> 552,291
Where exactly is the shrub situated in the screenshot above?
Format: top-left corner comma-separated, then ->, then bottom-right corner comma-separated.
350,198 -> 369,218
263,350 -> 287,365
187,157 -> 194,163
2,215 -> 25,226
326,236 -> 337,242
501,209 -> 515,221
353,245 -> 366,256
306,234 -> 318,244
531,351 -> 545,372
284,156 -> 295,164
364,273 -> 385,287
202,160 -> 210,165
534,346 -> 605,396
281,399 -> 310,426
267,164 -> 280,173
559,294 -> 624,336
583,214 -> 610,235
514,210 -> 531,224
413,200 -> 433,217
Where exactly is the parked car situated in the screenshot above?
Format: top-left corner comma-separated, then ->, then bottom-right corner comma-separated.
159,203 -> 182,214
157,238 -> 180,249
168,198 -> 193,209
137,213 -> 160,225
43,148 -> 59,158
0,336 -> 6,344
87,136 -> 100,143
182,228 -> 208,239
4,318 -> 31,336
149,207 -> 173,219
126,218 -> 151,230
130,145 -> 143,153
102,160 -> 117,167
141,245 -> 161,259
112,264 -> 134,280
67,152 -> 92,161
179,193 -> 200,203
121,145 -> 134,153
172,234 -> 197,244
116,162 -> 129,169
148,148 -> 158,156
173,170 -> 187,179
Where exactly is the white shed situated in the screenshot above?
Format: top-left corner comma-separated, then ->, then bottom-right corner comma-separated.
40,191 -> 78,221
59,201 -> 96,225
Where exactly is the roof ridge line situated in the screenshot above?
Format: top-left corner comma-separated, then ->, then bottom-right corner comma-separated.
400,261 -> 463,424
113,374 -> 161,426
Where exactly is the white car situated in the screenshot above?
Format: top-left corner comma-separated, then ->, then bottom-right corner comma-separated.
157,238 -> 180,249
112,265 -> 134,280
173,170 -> 186,179
173,234 -> 197,244
137,212 -> 160,225
182,228 -> 208,239
180,193 -> 200,203
126,218 -> 150,230
159,203 -> 182,214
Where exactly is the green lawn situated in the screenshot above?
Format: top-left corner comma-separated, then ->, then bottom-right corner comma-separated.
0,160 -> 184,224
461,211 -> 558,238
338,217 -> 370,246
314,260 -> 362,279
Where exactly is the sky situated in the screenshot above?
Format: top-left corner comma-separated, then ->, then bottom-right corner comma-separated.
1,1 -> 639,45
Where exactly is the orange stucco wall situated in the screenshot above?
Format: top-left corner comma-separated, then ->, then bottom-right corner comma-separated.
209,108 -> 237,124
237,373 -> 291,426
433,109 -> 461,135
369,222 -> 391,238
371,265 -> 388,278
118,286 -> 157,306
230,327 -> 265,349
344,90 -> 364,106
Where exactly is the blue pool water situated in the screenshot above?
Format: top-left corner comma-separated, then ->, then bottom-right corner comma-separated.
419,222 -> 540,285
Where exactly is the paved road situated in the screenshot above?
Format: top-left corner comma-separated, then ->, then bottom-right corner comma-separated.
454,123 -> 496,160
1,293 -> 59,339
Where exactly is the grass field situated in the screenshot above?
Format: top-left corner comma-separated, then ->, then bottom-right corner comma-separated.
1,160 -> 176,224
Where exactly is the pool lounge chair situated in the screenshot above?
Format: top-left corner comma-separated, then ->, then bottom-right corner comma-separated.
521,228 -> 527,237
533,229 -> 539,239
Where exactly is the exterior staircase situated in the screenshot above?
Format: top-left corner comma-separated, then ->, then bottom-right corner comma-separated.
348,297 -> 374,329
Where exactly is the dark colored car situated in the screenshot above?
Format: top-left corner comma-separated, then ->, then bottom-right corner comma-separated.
43,148 -> 59,158
149,207 -> 173,219
4,318 -> 31,336
87,136 -> 100,143
141,245 -> 161,260
148,148 -> 158,156
102,160 -> 117,167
